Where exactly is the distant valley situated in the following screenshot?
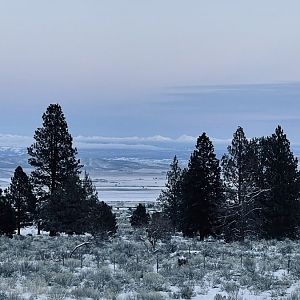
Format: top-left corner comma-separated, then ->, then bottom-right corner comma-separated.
1,144 -> 299,204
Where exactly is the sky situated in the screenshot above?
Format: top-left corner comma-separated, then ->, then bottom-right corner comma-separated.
1,1 -> 300,146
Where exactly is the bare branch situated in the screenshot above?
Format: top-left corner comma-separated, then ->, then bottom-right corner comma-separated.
70,242 -> 92,258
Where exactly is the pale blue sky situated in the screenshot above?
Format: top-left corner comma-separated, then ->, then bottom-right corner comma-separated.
1,1 -> 300,143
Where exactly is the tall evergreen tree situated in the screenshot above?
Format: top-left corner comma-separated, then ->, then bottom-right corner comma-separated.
260,126 -> 300,239
28,103 -> 81,195
158,156 -> 183,231
6,166 -> 36,235
28,104 -> 82,234
181,133 -> 223,240
0,189 -> 16,237
221,127 -> 262,241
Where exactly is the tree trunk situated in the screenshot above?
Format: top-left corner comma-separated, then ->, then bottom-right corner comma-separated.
17,208 -> 21,235
37,221 -> 41,235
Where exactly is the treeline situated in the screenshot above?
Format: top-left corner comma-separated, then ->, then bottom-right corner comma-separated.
1,103 -> 299,243
159,126 -> 300,241
0,104 -> 117,237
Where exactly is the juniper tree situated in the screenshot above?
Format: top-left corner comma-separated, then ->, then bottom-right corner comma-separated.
88,201 -> 117,240
6,166 -> 36,235
147,212 -> 172,250
158,156 -> 183,231
181,133 -> 223,240
130,203 -> 150,228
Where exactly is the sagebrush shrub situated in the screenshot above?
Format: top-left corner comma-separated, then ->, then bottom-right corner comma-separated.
143,272 -> 167,292
180,285 -> 194,299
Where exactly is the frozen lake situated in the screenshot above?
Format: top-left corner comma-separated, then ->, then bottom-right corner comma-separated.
91,172 -> 165,204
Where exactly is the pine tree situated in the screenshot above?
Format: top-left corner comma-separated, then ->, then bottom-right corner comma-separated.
181,133 -> 223,240
130,203 -> 150,228
6,166 -> 36,235
28,104 -> 82,234
0,189 -> 16,237
221,127 -> 262,241
28,103 -> 81,194
158,156 -> 182,231
260,126 -> 300,239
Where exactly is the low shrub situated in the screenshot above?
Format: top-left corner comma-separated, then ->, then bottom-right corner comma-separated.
143,272 -> 167,292
71,287 -> 101,299
180,285 -> 194,299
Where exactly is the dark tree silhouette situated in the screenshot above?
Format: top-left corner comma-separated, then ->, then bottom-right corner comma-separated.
181,133 -> 223,240
147,212 -> 172,250
6,166 -> 36,235
28,103 -> 81,194
81,171 -> 98,205
81,171 -> 118,238
158,156 -> 183,231
87,201 -> 117,240
130,203 -> 150,228
260,126 -> 300,239
28,104 -> 82,234
42,176 -> 86,235
0,189 -> 16,237
221,127 -> 268,241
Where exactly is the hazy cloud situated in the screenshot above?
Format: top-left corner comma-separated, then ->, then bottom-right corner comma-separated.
0,134 -> 33,148
0,133 -> 232,150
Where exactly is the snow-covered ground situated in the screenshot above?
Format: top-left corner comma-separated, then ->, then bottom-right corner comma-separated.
1,220 -> 300,299
2,147 -> 300,299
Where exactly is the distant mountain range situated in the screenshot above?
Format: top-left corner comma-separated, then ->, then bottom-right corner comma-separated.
1,144 -> 299,203
0,145 -> 229,169
1,143 -> 299,181
0,145 -> 227,180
